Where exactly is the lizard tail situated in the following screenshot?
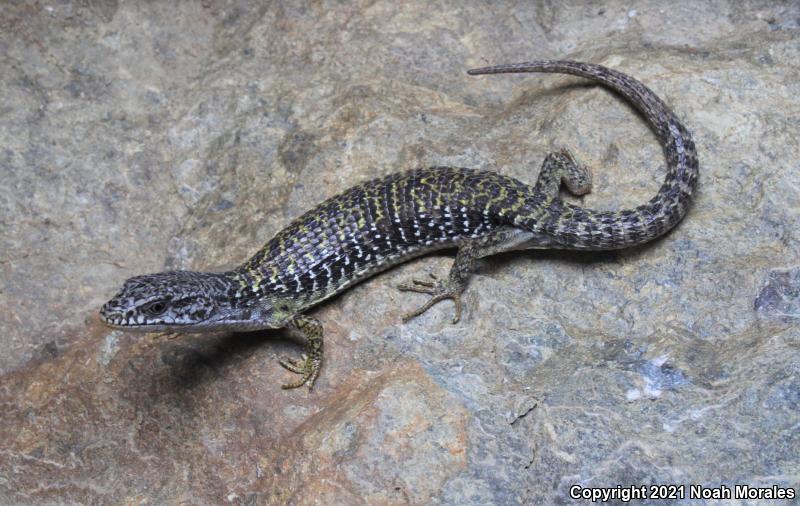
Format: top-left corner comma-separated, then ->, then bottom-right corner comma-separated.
467,60 -> 699,250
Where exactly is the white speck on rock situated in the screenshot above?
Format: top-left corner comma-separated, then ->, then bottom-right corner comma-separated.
652,354 -> 669,367
626,388 -> 642,401
99,332 -> 121,366
173,158 -> 220,206
643,380 -> 662,399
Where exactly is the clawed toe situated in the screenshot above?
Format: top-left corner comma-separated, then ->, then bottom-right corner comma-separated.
150,331 -> 180,341
398,279 -> 435,293
398,276 -> 463,324
397,273 -> 440,293
279,353 -> 320,390
279,354 -> 307,374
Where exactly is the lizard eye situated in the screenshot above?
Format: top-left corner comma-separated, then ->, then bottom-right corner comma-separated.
142,300 -> 168,316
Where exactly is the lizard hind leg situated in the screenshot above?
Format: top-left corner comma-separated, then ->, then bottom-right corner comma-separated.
535,148 -> 592,197
398,227 -> 535,324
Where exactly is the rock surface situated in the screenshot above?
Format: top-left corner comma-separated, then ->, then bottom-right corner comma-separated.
1,1 -> 799,504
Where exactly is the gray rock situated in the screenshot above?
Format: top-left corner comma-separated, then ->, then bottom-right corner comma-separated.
756,268 -> 800,321
1,1 -> 798,504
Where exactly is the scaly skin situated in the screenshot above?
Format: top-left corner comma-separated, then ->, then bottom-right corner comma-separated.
100,61 -> 699,389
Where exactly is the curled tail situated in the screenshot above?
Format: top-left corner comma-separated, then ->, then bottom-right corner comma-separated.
468,60 -> 699,250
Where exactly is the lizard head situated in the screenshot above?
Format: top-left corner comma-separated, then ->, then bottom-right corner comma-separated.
100,270 -> 292,332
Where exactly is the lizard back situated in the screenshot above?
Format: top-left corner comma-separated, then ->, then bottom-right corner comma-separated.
233,168 -> 532,307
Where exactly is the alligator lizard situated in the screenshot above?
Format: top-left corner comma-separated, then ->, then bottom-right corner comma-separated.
100,61 -> 699,389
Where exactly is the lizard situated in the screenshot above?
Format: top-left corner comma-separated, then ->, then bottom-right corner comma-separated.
100,60 -> 699,389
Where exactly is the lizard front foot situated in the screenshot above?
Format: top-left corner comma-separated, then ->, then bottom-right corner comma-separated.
398,274 -> 463,324
279,352 -> 322,389
150,331 -> 180,341
279,315 -> 324,390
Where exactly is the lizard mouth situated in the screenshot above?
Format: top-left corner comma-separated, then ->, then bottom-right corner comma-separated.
99,303 -> 216,332
99,312 -> 196,332
99,302 -> 133,327
99,304 -> 173,330
99,310 -> 152,329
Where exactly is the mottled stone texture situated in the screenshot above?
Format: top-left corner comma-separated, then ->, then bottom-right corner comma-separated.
1,1 -> 799,504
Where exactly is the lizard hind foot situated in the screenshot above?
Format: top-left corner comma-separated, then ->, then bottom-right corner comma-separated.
556,148 -> 593,196
536,148 -> 593,197
398,275 -> 463,324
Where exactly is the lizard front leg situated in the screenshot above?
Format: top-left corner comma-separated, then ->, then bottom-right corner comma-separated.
279,314 -> 324,389
398,227 -> 536,323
